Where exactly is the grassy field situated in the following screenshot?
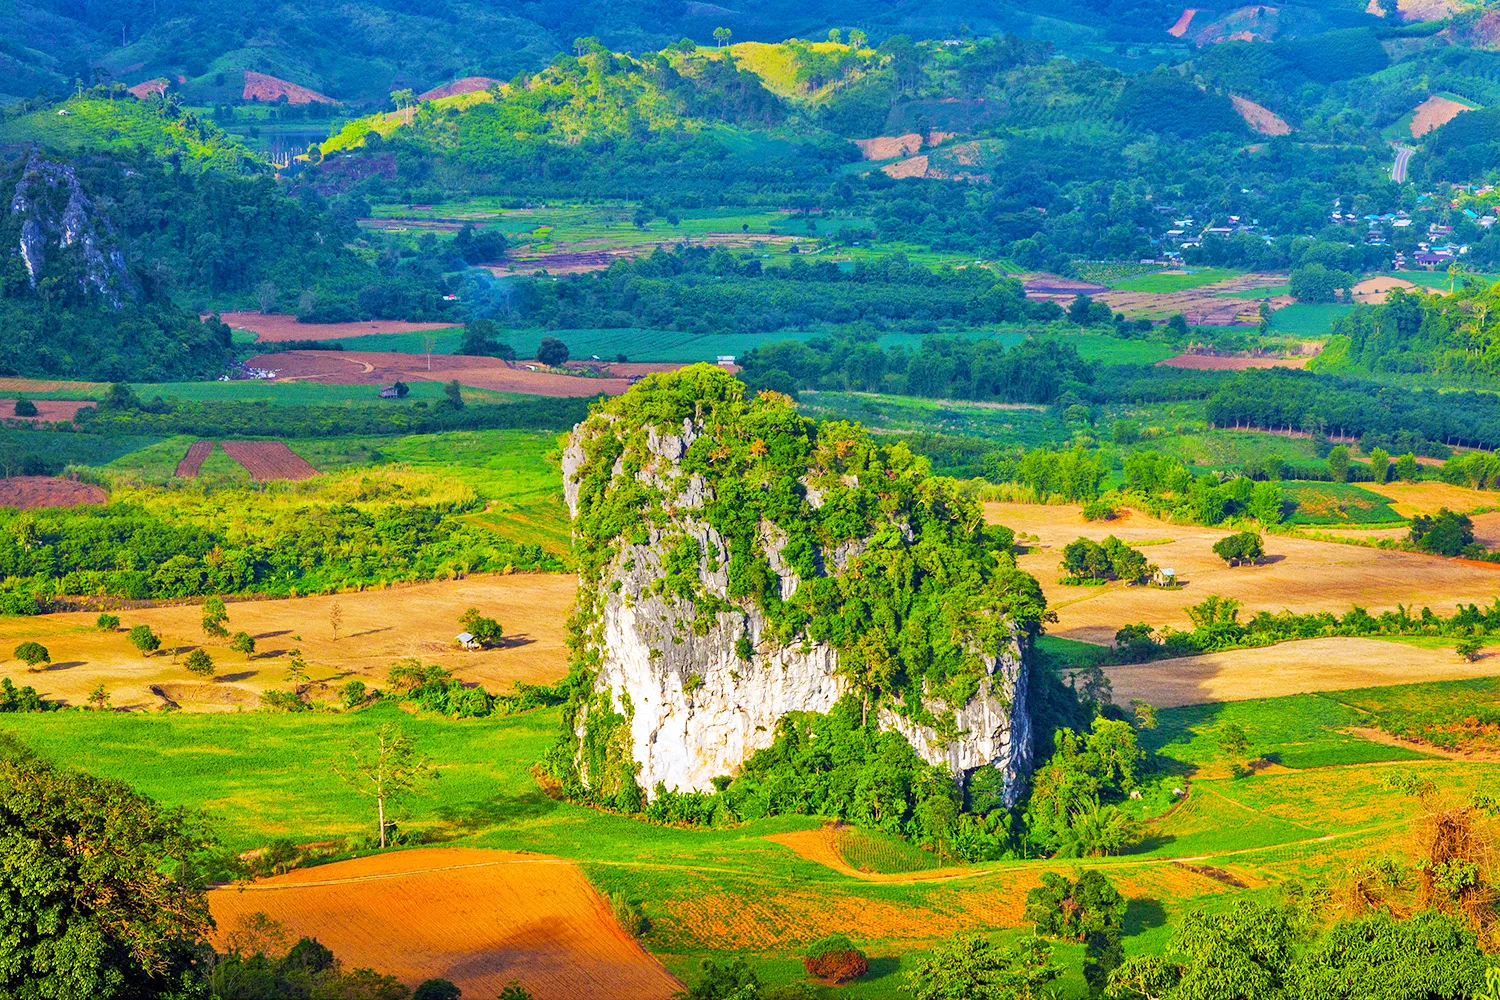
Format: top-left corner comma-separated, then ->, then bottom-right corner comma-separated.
1269,303 -> 1354,338
0,426 -> 164,470
799,391 -> 1070,449
1109,268 -> 1243,293
6,680 -> 1498,996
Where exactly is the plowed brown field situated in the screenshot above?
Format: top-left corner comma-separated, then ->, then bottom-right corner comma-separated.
0,399 -> 91,423
248,350 -> 636,397
1411,95 -> 1473,137
0,476 -> 106,509
219,441 -> 318,481
1158,353 -> 1309,370
175,440 -> 214,478
215,312 -> 459,343
208,848 -> 680,1000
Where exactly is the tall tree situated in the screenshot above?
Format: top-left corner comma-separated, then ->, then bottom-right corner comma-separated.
336,723 -> 435,848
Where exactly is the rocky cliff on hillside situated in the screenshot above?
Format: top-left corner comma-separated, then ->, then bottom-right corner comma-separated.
8,153 -> 135,308
559,366 -> 1043,808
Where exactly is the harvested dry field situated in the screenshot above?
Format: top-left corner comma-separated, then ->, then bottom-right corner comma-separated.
1157,353 -> 1310,370
489,234 -> 794,276
220,441 -> 318,481
1098,273 -> 1290,326
1105,636 -> 1500,708
1231,96 -> 1292,136
0,399 -> 92,423
247,350 -> 636,397
0,377 -> 103,395
1410,95 -> 1473,138
1350,276 -> 1422,304
985,502 -> 1500,644
1363,480 -> 1497,518
0,476 -> 105,510
215,312 -> 459,343
0,572 -> 576,711
175,440 -> 214,478
208,848 -> 680,1000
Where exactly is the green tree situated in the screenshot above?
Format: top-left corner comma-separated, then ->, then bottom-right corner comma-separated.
713,26 -> 732,47
1410,508 -> 1474,556
413,980 -> 462,1000
443,380 -> 464,410
1456,636 -> 1485,662
1368,446 -> 1391,484
230,630 -> 256,659
1327,444 -> 1351,483
459,607 -> 504,646
1248,481 -> 1283,525
128,624 -> 160,657
1212,531 -> 1264,567
1395,452 -> 1420,482
185,648 -> 215,677
96,612 -> 120,631
87,683 -> 110,710
201,595 -> 229,639
284,649 -> 309,686
537,336 -> 570,366
341,679 -> 368,710
850,28 -> 868,47
13,396 -> 37,417
905,932 -> 1061,1000
828,28 -> 843,44
0,734 -> 215,999
13,641 -> 49,670
335,723 -> 435,848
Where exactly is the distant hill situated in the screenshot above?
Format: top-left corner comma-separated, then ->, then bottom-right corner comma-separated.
0,97 -> 260,172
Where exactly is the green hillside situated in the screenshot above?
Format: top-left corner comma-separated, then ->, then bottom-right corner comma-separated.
0,97 -> 259,171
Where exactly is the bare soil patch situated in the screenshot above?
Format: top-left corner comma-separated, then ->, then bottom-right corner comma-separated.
0,572 -> 576,711
1157,353 -> 1310,370
1231,95 -> 1292,136
248,350 -> 636,397
489,233 -> 794,276
1168,8 -> 1200,35
419,77 -> 502,101
175,440 -> 214,478
0,476 -> 105,510
1105,636 -> 1500,708
854,133 -> 925,160
0,399 -> 91,423
220,441 -> 318,481
882,154 -> 930,179
241,70 -> 337,105
208,848 -> 680,1000
0,377 -> 103,395
214,312 -> 460,343
1472,511 -> 1500,550
1025,272 -> 1289,327
127,78 -> 168,100
1411,95 -> 1473,137
986,502 -> 1500,644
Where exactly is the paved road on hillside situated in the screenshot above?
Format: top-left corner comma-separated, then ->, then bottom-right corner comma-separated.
1391,144 -> 1415,183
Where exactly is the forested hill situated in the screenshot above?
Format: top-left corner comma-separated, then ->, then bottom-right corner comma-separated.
0,0 -> 1435,105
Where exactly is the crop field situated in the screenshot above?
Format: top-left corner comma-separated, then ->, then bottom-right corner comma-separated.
985,501 -> 1500,644
798,391 -> 1069,448
175,440 -> 214,477
1157,354 -> 1308,371
1108,268 -> 1245,293
216,312 -> 461,343
0,426 -> 163,469
0,475 -> 107,509
0,572 -> 576,711
1339,676 -> 1500,753
1269,302 -> 1353,337
243,350 -> 633,397
219,440 -> 319,481
1362,479 -> 1499,517
209,848 -> 682,1000
128,378 -> 513,406
1280,481 -> 1404,525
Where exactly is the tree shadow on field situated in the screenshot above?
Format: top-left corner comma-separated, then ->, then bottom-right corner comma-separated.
1257,554 -> 1286,566
492,633 -> 535,650
217,671 -> 258,683
863,955 -> 902,983
1124,897 -> 1167,936
253,630 -> 292,640
345,626 -> 393,640
435,788 -> 557,832
42,660 -> 84,671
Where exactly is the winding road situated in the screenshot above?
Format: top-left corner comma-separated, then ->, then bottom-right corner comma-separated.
1390,144 -> 1415,183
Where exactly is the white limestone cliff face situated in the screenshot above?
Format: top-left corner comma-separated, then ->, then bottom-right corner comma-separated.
562,416 -> 1033,806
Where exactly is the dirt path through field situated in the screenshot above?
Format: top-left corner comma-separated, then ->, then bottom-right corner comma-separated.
1345,726 -> 1500,762
175,440 -> 214,477
209,848 -> 681,1000
247,350 -> 635,397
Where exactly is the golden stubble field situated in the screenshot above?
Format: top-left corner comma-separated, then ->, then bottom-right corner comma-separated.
209,848 -> 682,1000
0,573 -> 575,710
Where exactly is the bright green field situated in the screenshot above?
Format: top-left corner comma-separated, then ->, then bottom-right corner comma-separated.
1109,268 -> 1243,293
1269,303 -> 1354,338
798,391 -> 1071,448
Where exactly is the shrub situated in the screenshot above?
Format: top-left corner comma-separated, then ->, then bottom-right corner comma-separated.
1456,636 -> 1485,662
259,689 -> 309,712
13,397 -> 37,417
413,981 -> 461,1000
609,891 -> 648,937
95,613 -> 120,631
537,336 -> 570,366
1081,499 -> 1118,521
1410,508 -> 1474,557
1213,531 -> 1264,566
341,679 -> 368,709
230,631 -> 256,659
803,934 -> 869,983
